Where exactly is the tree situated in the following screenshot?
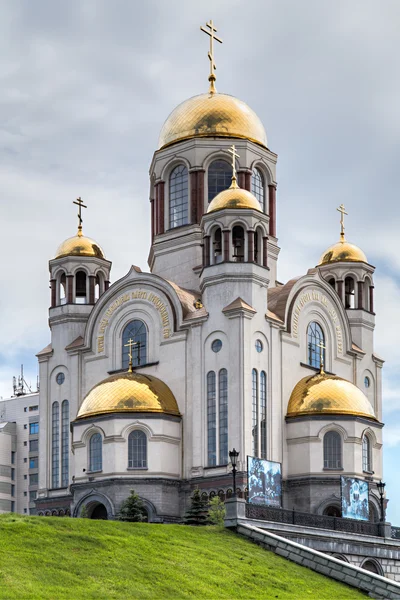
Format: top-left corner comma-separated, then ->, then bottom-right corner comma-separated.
184,489 -> 209,526
208,496 -> 226,526
118,489 -> 147,522
80,504 -> 89,518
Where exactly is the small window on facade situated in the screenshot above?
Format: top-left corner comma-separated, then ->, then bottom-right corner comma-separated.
29,440 -> 39,452
89,433 -> 102,472
29,422 -> 39,435
29,405 -> 38,412
128,430 -> 147,469
255,340 -> 263,353
169,165 -> 189,228
307,322 -> 325,369
29,491 -> 37,501
345,276 -> 355,309
11,452 -> 15,465
29,457 -> 38,469
56,372 -> 65,385
251,168 -> 265,211
328,278 -> 336,290
211,339 -> 222,353
75,271 -> 87,304
232,226 -> 245,262
208,160 -> 232,202
122,320 -> 147,369
323,431 -> 342,469
29,473 -> 38,485
364,376 -> 370,389
362,435 -> 372,472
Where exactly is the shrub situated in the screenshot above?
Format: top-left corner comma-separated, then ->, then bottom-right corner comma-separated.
80,504 -> 89,519
118,490 -> 146,522
208,496 -> 225,526
184,489 -> 209,526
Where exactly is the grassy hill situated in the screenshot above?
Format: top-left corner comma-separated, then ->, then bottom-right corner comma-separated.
0,514 -> 365,599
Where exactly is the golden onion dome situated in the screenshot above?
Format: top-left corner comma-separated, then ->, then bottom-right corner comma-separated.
77,372 -> 180,420
318,234 -> 367,266
158,92 -> 267,150
55,232 -> 105,260
286,371 -> 376,420
207,180 -> 262,213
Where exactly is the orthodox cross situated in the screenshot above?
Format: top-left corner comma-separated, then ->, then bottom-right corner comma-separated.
317,340 -> 325,374
73,196 -> 87,237
124,338 -> 141,373
337,203 -> 348,239
226,144 -> 240,186
200,20 -> 223,94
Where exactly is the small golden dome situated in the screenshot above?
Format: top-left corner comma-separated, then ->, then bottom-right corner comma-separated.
77,372 -> 180,420
158,92 -> 267,150
207,181 -> 262,213
55,233 -> 105,260
318,235 -> 367,266
286,371 -> 376,420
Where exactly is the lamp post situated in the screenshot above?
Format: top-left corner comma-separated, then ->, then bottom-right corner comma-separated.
229,448 -> 239,498
376,480 -> 386,522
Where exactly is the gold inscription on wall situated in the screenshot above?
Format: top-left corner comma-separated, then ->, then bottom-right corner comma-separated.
97,289 -> 171,353
292,289 -> 343,354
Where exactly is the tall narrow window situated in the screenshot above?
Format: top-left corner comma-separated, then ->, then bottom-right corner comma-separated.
89,433 -> 102,472
207,371 -> 217,466
75,271 -> 87,304
252,369 -> 258,457
260,371 -> 267,459
323,431 -> 342,469
232,226 -> 245,262
362,435 -> 372,472
169,165 -> 188,228
345,276 -> 355,309
122,320 -> 147,368
251,168 -> 265,211
51,402 -> 59,488
208,160 -> 231,202
61,400 -> 69,487
307,322 -> 325,369
128,430 -> 147,468
219,369 -> 228,465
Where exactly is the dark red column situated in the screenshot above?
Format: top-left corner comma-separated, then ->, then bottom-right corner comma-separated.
158,181 -> 165,234
268,185 -> 277,237
244,172 -> 251,191
105,280 -> 110,291
248,231 -> 255,263
197,170 -> 205,220
190,171 -> 198,223
369,286 -> 374,313
238,171 -> 245,189
50,279 -> 56,308
89,276 -> 96,304
223,230 -> 230,262
204,236 -> 210,267
150,198 -> 155,240
66,275 -> 74,304
357,281 -> 364,309
262,237 -> 268,268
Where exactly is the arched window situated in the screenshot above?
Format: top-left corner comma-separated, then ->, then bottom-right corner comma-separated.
61,400 -> 69,487
252,369 -> 258,457
51,402 -> 60,488
328,277 -> 336,290
208,160 -> 231,202
212,228 -> 222,264
361,560 -> 382,575
251,168 -> 265,211
362,434 -> 372,472
307,322 -> 325,369
232,226 -> 245,262
254,227 -> 263,265
345,276 -> 355,309
323,431 -> 342,469
60,272 -> 67,305
260,371 -> 267,459
128,430 -> 147,469
169,165 -> 188,228
122,320 -> 147,368
207,371 -> 216,466
89,433 -> 102,472
219,369 -> 228,465
75,271 -> 87,304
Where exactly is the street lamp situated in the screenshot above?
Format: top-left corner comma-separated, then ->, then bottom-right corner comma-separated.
376,481 -> 386,522
229,448 -> 239,498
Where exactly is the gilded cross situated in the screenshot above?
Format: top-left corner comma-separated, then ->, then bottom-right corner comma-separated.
226,144 -> 240,185
337,203 -> 348,239
317,340 -> 325,374
200,20 -> 223,94
73,196 -> 87,236
124,338 -> 141,372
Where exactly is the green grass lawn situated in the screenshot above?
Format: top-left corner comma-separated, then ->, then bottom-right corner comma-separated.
0,514 -> 365,599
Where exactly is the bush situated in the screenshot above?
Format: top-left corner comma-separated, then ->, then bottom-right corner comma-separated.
184,489 -> 209,526
80,504 -> 89,519
208,496 -> 225,526
118,490 -> 147,522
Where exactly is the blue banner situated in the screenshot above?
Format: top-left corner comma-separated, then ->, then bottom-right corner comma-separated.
341,476 -> 369,521
247,456 -> 282,507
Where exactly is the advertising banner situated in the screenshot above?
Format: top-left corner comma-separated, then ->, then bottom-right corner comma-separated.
341,476 -> 369,521
247,456 -> 282,507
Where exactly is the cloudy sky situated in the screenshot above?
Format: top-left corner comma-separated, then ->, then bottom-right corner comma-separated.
1,0 -> 399,521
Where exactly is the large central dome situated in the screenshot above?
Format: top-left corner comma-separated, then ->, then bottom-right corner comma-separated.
158,92 -> 267,150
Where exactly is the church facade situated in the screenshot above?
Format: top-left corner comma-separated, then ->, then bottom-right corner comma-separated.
35,50 -> 384,523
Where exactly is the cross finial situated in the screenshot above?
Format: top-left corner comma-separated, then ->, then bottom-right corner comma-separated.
124,338 -> 135,373
226,144 -> 240,189
73,197 -> 87,237
337,203 -> 348,241
317,340 -> 326,374
200,20 -> 223,94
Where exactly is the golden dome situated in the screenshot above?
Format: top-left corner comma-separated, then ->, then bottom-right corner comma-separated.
286,371 -> 376,420
55,232 -> 105,260
77,372 -> 180,420
207,181 -> 262,213
318,235 -> 367,266
158,92 -> 267,150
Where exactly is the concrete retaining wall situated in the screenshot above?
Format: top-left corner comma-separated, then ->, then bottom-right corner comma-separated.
237,523 -> 400,599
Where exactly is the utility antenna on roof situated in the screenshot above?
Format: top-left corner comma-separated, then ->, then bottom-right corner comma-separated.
12,365 -> 33,397
200,20 -> 223,95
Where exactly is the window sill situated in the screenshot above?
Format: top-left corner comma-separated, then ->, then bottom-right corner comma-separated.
108,362 -> 159,375
363,470 -> 374,475
127,467 -> 148,471
323,467 -> 344,471
300,362 -> 335,375
87,470 -> 102,474
204,464 -> 229,470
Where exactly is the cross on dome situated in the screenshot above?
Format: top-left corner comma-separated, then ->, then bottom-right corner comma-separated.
337,203 -> 348,241
317,340 -> 325,374
225,144 -> 240,189
73,196 -> 87,237
200,19 -> 223,94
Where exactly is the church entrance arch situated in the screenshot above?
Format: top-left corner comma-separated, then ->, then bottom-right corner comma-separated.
90,503 -> 108,520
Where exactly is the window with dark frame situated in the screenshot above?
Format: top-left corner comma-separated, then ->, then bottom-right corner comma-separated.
323,431 -> 342,469
169,164 -> 189,228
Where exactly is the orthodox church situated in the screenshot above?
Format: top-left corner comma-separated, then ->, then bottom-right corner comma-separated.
35,23 -> 384,522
